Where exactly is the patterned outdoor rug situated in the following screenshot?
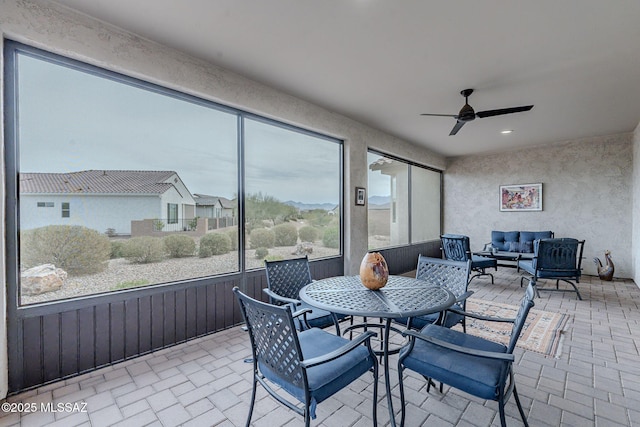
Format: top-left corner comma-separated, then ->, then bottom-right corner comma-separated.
459,299 -> 570,358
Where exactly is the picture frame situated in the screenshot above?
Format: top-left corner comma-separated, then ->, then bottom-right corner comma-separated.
500,183 -> 542,212
355,187 -> 366,206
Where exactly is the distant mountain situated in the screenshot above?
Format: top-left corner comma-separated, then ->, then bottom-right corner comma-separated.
284,196 -> 390,211
368,195 -> 390,206
284,201 -> 337,211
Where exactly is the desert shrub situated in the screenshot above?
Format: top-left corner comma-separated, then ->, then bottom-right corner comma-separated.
110,241 -> 126,259
198,245 -> 212,258
274,223 -> 298,246
298,225 -> 319,242
245,219 -> 265,235
21,225 -> 111,275
122,236 -> 165,264
199,232 -> 231,256
163,234 -> 196,258
264,254 -> 284,262
322,226 -> 340,249
250,228 -> 275,249
226,229 -> 239,251
255,247 -> 269,259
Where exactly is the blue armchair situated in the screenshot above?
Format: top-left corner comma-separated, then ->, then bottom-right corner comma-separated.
234,287 -> 378,427
397,281 -> 536,427
441,234 -> 497,284
518,238 -> 585,300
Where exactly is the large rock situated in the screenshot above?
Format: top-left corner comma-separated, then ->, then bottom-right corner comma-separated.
292,242 -> 314,256
21,264 -> 67,296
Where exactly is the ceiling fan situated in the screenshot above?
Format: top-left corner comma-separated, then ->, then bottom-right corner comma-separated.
421,89 -> 533,136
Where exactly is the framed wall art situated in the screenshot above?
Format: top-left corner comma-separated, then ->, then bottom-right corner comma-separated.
500,183 -> 542,212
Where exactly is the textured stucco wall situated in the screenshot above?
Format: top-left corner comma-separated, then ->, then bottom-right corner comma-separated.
444,133 -> 634,278
633,122 -> 640,285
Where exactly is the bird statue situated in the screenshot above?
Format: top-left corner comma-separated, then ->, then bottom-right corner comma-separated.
593,250 -> 614,281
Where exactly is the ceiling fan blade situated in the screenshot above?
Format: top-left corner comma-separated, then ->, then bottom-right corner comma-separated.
420,113 -> 458,118
476,105 -> 533,118
449,120 -> 466,136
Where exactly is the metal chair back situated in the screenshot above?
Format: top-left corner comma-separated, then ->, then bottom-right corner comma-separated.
264,256 -> 312,304
440,234 -> 471,262
534,238 -> 584,273
416,255 -> 471,302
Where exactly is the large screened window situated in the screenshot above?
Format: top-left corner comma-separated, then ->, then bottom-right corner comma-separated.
367,151 -> 441,249
244,118 -> 342,269
6,42 -> 342,305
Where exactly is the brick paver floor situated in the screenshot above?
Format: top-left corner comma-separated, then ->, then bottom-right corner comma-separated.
1,268 -> 639,426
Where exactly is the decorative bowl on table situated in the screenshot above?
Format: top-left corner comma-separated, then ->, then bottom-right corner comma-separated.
359,252 -> 389,290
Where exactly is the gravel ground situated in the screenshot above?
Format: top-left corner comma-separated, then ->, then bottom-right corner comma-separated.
21,245 -> 340,305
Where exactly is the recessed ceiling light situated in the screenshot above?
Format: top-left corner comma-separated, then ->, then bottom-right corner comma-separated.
501,130 -> 513,134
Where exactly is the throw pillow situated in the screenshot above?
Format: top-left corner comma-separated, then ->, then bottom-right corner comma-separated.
508,241 -> 533,253
508,241 -> 520,252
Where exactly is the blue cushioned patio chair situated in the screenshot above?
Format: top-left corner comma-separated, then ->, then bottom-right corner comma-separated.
264,257 -> 345,334
233,287 -> 378,427
397,281 -> 536,427
518,238 -> 585,300
441,234 -> 498,284
395,255 -> 473,332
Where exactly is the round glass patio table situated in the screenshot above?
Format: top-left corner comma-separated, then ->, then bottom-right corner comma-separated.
300,275 -> 455,427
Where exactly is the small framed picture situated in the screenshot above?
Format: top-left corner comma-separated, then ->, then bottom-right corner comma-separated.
355,187 -> 366,206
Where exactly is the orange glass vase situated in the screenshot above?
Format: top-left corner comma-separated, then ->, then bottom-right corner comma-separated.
359,252 -> 389,290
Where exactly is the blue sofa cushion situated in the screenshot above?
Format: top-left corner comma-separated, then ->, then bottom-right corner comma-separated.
520,231 -> 553,248
491,231 -> 520,252
518,259 -> 535,274
493,230 -> 552,254
471,254 -> 497,269
507,241 -> 532,253
402,324 -> 508,401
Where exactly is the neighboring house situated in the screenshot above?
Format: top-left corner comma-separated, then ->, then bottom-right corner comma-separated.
193,193 -> 236,219
20,170 -> 196,235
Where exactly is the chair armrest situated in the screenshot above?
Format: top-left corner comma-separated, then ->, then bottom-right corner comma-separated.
301,331 -> 377,368
402,329 -> 514,362
263,288 -> 301,306
291,307 -> 312,330
454,290 -> 474,304
447,306 -> 515,324
291,308 -> 312,319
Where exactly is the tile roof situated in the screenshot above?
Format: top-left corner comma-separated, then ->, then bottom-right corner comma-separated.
20,170 -> 178,194
193,194 -> 236,208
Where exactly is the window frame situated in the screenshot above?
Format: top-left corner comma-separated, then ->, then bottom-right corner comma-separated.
4,39 -> 344,306
367,149 -> 442,250
61,202 -> 70,218
167,203 -> 178,224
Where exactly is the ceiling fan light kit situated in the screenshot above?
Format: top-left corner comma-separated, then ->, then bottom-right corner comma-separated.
421,88 -> 533,135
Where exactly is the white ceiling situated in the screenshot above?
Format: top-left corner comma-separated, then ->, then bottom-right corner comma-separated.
52,0 -> 640,157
